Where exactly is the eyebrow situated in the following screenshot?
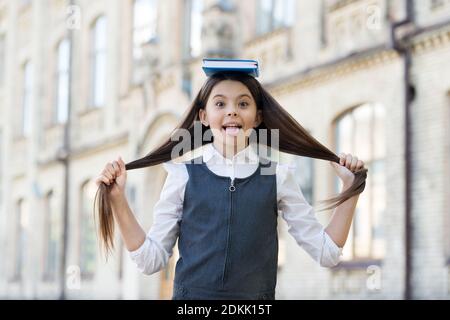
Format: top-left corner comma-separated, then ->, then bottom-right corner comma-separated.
212,94 -> 252,100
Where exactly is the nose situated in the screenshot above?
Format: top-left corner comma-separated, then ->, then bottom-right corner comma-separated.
226,106 -> 238,117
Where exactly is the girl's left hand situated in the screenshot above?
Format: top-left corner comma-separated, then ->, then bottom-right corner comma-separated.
329,153 -> 365,186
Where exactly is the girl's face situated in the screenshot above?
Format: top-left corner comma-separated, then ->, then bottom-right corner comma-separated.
199,80 -> 262,150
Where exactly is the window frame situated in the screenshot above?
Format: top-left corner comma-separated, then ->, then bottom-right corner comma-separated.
256,0 -> 295,36
333,103 -> 386,262
54,38 -> 70,124
89,15 -> 107,108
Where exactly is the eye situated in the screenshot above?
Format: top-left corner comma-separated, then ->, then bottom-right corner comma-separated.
215,101 -> 225,107
239,101 -> 249,108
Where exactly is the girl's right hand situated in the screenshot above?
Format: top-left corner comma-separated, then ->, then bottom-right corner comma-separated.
95,156 -> 127,199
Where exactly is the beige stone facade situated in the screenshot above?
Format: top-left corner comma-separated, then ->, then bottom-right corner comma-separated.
0,0 -> 449,299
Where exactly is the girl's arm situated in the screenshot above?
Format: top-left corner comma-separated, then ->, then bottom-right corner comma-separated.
127,162 -> 186,275
111,194 -> 146,252
277,163 -> 342,268
325,153 -> 365,247
324,183 -> 359,248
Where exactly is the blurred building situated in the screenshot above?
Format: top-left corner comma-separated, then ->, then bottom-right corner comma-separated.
0,0 -> 449,299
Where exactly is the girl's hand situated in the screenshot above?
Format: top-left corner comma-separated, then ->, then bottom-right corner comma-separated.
329,153 -> 365,186
95,156 -> 127,199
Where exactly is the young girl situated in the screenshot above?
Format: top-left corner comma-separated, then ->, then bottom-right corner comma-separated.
94,71 -> 367,300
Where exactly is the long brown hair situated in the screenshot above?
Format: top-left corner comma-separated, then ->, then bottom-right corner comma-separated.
94,72 -> 368,255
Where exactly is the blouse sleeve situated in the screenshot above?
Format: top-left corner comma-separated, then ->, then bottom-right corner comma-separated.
128,161 -> 188,275
277,163 -> 343,268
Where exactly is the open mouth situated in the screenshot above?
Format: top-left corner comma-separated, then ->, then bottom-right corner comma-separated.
222,124 -> 242,136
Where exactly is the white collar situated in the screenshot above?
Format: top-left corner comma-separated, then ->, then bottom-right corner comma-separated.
203,143 -> 259,165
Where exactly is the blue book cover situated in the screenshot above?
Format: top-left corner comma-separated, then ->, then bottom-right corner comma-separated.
202,58 -> 259,77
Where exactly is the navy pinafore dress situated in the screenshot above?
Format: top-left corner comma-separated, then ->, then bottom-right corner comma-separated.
172,157 -> 278,300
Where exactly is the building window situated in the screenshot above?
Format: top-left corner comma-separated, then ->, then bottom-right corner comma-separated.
334,103 -> 386,261
80,180 -> 97,279
256,0 -> 295,35
11,199 -> 27,282
43,191 -> 61,282
189,0 -> 203,57
21,61 -> 33,137
89,16 -> 106,108
289,128 -> 315,204
182,0 -> 203,59
181,0 -> 202,96
55,38 -> 70,124
0,130 -> 2,206
447,92 -> 450,259
292,156 -> 315,205
132,0 -> 157,62
0,34 -> 5,87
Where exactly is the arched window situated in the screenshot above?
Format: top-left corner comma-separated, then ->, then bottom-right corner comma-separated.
334,103 -> 386,260
89,15 -> 107,108
54,38 -> 70,124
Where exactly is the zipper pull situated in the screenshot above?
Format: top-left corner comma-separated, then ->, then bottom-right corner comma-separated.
229,179 -> 236,192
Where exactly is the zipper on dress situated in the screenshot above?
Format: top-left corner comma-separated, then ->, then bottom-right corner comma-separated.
229,179 -> 236,192
222,178 -> 235,288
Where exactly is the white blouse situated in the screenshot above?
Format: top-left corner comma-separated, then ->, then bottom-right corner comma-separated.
129,143 -> 343,275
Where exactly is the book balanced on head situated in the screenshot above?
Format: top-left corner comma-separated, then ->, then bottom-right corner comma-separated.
202,58 -> 260,77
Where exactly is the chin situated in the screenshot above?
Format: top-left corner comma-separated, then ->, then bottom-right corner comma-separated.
222,134 -> 248,147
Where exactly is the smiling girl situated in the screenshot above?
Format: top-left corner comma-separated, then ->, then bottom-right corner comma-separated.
94,70 -> 368,300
